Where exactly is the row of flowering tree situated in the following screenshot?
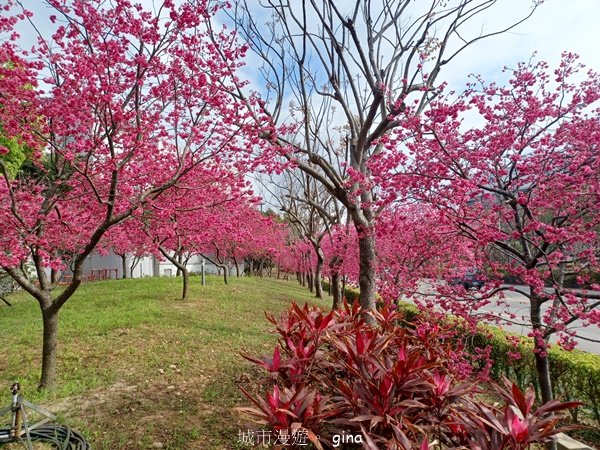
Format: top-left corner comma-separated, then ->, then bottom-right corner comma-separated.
305,56 -> 600,407
388,56 -> 600,404
0,0 -> 263,390
98,165 -> 287,300
215,0 -> 600,416
1,1 -> 599,416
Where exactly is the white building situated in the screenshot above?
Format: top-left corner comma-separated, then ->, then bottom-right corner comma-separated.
54,251 -> 243,281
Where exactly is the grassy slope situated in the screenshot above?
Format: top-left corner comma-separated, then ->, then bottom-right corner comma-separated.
0,276 -> 329,449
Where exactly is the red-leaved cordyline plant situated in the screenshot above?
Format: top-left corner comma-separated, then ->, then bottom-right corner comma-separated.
239,301 -> 582,449
460,377 -> 583,450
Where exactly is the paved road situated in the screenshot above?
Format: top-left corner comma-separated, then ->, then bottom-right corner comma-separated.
410,282 -> 600,354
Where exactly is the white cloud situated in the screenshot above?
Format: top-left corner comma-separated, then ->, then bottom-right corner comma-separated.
440,0 -> 600,90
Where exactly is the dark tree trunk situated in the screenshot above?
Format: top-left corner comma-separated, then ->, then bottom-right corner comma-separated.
331,271 -> 342,310
40,307 -> 59,390
50,268 -> 58,284
175,251 -> 184,277
121,254 -> 127,279
233,257 -> 240,277
159,247 -> 189,299
130,256 -> 141,278
314,250 -> 324,299
307,271 -> 314,293
357,226 -> 377,321
531,291 -> 553,404
222,265 -> 228,284
181,268 -> 189,299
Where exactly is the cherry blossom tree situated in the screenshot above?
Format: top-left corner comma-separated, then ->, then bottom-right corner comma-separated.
100,217 -> 152,279
375,204 -> 476,304
227,0 -> 540,317
321,223 -> 357,308
208,206 -> 287,279
137,165 -> 251,298
261,169 -> 345,301
0,0 -> 251,389
395,55 -> 600,403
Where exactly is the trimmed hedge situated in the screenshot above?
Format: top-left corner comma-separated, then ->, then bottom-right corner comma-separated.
321,279 -> 360,303
321,279 -> 420,320
469,325 -> 600,443
321,278 -> 600,432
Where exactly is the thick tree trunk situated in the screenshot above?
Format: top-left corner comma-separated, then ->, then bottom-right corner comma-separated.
356,225 -> 377,324
39,307 -> 59,390
331,271 -> 342,310
121,254 -> 127,279
531,290 -> 553,404
357,226 -> 377,322
314,251 -> 324,299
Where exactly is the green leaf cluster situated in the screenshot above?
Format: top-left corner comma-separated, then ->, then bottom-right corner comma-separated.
0,127 -> 30,179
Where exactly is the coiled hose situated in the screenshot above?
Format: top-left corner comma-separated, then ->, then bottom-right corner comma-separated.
0,424 -> 91,449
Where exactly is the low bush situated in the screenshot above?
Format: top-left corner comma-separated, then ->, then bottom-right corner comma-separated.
238,301 -> 580,449
322,280 -> 361,303
466,324 -> 600,438
323,278 -> 600,435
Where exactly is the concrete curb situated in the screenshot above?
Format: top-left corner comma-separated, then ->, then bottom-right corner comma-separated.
556,432 -> 594,450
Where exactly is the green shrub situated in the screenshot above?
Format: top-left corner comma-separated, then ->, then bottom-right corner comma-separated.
321,279 -> 360,303
323,278 -> 600,431
467,325 -> 600,432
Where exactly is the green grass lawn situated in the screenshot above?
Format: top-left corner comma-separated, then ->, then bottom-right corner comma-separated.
0,275 -> 329,449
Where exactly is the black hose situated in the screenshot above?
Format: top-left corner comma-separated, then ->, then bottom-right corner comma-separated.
0,424 -> 91,449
